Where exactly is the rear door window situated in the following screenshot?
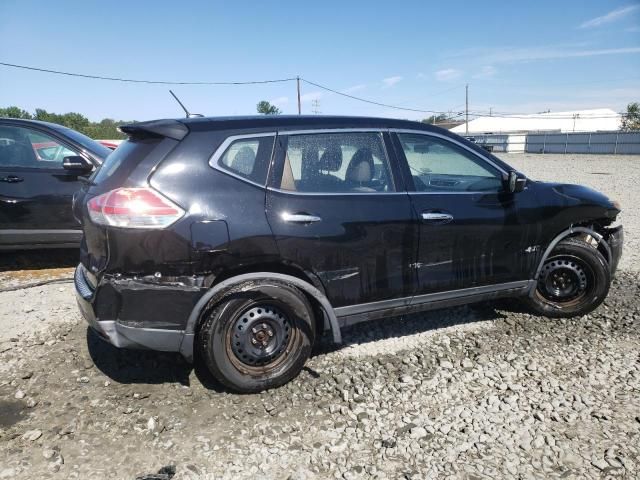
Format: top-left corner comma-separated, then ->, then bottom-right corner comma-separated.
276,131 -> 394,193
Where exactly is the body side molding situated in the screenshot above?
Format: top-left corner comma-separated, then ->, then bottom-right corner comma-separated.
334,280 -> 533,317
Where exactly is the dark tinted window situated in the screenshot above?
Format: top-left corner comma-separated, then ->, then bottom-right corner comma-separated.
278,132 -> 394,193
91,137 -> 160,184
397,133 -> 503,192
56,126 -> 111,160
215,135 -> 275,185
0,125 -> 77,169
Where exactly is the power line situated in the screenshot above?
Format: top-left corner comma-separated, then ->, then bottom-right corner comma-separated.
466,111 -> 626,119
301,78 -> 628,119
0,61 -> 296,85
0,61 -> 631,119
300,78 -> 450,115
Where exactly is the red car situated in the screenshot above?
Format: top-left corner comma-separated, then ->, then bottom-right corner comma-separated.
98,140 -> 122,150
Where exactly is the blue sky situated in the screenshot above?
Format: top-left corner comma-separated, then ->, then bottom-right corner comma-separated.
0,0 -> 638,121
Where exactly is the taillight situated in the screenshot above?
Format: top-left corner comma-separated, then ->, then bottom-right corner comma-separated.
87,187 -> 184,229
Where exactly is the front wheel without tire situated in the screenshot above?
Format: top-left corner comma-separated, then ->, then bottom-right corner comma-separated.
198,280 -> 315,393
525,237 -> 610,318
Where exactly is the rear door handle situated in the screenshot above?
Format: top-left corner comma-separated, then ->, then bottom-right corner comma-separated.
0,175 -> 23,183
422,212 -> 454,223
281,212 -> 322,223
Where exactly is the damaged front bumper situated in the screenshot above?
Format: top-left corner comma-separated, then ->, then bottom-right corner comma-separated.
604,225 -> 623,275
74,264 -> 204,359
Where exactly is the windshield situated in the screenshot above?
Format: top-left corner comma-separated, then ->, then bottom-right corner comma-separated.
56,126 -> 112,161
90,137 -> 163,185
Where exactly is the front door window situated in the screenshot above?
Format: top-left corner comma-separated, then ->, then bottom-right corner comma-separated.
0,125 -> 76,169
397,133 -> 503,193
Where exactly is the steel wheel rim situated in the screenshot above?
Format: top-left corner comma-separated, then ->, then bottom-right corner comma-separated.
536,254 -> 594,306
226,303 -> 296,373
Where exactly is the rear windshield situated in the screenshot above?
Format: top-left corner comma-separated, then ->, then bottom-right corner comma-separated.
91,137 -> 161,184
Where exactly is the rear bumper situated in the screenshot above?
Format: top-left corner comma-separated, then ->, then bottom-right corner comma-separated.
74,264 -> 199,358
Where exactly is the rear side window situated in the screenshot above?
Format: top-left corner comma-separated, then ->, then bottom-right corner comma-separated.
213,134 -> 275,186
277,132 -> 394,193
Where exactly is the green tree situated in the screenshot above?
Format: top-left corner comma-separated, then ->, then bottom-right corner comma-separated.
0,106 -> 33,119
1,106 -> 132,139
421,113 -> 448,124
621,102 -> 640,131
256,101 -> 281,115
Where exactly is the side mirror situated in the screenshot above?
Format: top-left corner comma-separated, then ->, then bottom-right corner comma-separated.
506,171 -> 527,193
63,155 -> 93,175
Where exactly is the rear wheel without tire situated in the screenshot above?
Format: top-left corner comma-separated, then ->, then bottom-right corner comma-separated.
525,237 -> 610,318
198,280 -> 315,393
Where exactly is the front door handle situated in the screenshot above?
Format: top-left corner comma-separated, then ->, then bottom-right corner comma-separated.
0,175 -> 24,183
422,212 -> 454,223
281,212 -> 322,223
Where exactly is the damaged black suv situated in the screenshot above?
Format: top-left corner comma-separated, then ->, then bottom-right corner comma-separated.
73,116 -> 623,392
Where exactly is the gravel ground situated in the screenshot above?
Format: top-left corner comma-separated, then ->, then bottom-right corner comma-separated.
0,153 -> 639,480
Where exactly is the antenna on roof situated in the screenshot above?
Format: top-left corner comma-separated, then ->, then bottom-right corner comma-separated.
169,90 -> 203,118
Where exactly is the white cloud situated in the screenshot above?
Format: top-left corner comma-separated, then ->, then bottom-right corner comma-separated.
473,65 -> 496,79
450,45 -> 640,65
435,68 -> 462,81
300,91 -> 322,103
382,76 -> 403,88
269,96 -> 289,107
580,5 -> 639,28
342,84 -> 366,94
417,72 -> 427,79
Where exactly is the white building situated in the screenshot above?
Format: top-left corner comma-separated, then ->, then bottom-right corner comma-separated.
452,108 -> 621,135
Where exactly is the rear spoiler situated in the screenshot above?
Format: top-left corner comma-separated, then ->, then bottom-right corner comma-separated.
119,120 -> 189,141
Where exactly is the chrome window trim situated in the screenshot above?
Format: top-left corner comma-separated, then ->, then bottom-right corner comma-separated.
208,132 -> 276,188
390,128 -> 508,176
334,280 -> 532,317
267,187 -> 408,196
270,128 -> 400,196
279,128 -> 384,135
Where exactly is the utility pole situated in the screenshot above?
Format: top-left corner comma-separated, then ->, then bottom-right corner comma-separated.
489,107 -> 492,117
465,84 -> 469,135
297,76 -> 301,115
311,99 -> 321,115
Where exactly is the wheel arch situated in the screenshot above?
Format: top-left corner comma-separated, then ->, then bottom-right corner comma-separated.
531,224 -> 611,295
179,272 -> 341,361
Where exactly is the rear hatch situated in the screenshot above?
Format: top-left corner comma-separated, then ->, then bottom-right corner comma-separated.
75,120 -> 188,275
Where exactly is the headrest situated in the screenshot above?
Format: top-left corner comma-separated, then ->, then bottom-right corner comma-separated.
346,148 -> 374,183
319,145 -> 342,172
347,161 -> 372,183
